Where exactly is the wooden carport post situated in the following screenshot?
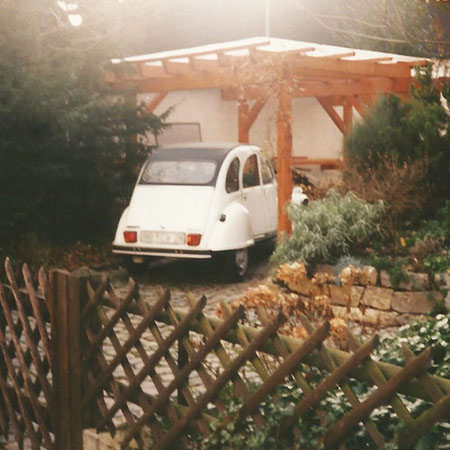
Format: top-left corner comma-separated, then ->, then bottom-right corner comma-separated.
277,81 -> 293,238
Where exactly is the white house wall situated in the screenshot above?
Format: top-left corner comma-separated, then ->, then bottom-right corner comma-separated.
139,90 -> 344,159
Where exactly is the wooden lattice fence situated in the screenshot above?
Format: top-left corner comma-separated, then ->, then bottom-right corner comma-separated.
1,260 -> 450,449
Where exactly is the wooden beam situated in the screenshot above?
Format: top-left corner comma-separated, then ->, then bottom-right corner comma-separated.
238,98 -> 267,143
277,81 -> 293,238
221,77 -> 411,101
144,92 -> 167,113
191,57 -> 220,72
343,100 -> 353,135
125,40 -> 271,65
291,157 -> 343,170
321,51 -> 355,59
317,98 -> 345,134
238,99 -> 250,143
163,58 -> 192,75
347,95 -> 368,118
289,54 -> 412,78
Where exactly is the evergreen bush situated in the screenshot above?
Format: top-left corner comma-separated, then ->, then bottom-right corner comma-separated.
0,0 -> 169,249
344,65 -> 450,224
270,190 -> 384,268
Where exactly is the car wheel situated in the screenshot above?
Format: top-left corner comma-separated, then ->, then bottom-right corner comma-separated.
228,248 -> 249,281
123,256 -> 148,275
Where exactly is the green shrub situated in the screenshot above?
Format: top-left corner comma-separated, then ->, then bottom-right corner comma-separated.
191,315 -> 450,450
270,190 -> 384,269
344,65 -> 450,225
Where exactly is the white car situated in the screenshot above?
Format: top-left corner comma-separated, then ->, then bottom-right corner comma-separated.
112,143 -> 278,279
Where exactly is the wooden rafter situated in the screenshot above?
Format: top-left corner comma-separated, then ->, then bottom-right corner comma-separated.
317,98 -> 345,134
347,95 -> 368,118
238,98 -> 267,143
144,92 -> 167,113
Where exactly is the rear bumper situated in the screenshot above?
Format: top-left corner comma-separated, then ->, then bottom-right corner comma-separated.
112,245 -> 212,259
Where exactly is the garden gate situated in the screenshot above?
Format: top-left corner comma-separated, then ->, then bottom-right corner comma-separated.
1,258 -> 450,449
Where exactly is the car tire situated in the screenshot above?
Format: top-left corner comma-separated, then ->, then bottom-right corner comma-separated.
123,256 -> 148,275
227,248 -> 249,281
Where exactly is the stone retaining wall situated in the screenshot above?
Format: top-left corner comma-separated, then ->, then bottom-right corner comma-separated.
282,264 -> 450,327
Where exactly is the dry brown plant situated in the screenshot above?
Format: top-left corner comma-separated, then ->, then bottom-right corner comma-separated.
341,154 -> 431,236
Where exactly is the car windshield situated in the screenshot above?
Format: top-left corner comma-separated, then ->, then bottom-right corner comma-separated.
140,160 -> 217,185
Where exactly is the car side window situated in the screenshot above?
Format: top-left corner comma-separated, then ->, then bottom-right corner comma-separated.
261,156 -> 275,184
243,154 -> 260,188
225,157 -> 240,193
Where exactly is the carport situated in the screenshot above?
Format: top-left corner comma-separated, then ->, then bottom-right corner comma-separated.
107,37 -> 426,236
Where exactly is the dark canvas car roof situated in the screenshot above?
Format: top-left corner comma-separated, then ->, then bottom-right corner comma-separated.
150,143 -> 240,163
140,143 -> 243,186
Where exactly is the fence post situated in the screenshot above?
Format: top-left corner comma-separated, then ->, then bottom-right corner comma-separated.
177,335 -> 189,405
49,270 -> 87,450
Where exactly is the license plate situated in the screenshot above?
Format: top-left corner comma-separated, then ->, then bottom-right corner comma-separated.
140,230 -> 186,245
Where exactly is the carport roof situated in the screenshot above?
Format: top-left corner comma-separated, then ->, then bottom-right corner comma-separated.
107,36 -> 427,98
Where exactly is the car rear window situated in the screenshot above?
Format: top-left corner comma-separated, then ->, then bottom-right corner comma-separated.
140,160 -> 217,185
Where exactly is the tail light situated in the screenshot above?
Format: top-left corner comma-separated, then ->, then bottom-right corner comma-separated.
124,231 -> 137,243
186,233 -> 201,246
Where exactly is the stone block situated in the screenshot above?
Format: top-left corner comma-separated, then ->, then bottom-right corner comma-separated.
361,286 -> 393,311
380,270 -> 392,288
380,270 -> 429,291
332,305 -> 399,327
392,291 -> 442,314
315,264 -> 336,277
435,273 -> 450,289
363,265 -> 378,285
328,284 -> 363,307
287,279 -> 317,297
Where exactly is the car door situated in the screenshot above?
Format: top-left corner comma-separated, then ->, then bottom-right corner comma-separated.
260,154 -> 278,233
241,153 -> 267,238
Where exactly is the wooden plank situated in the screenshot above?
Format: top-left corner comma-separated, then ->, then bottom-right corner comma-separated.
290,157 -> 343,169
81,275 -> 109,322
85,305 -> 157,447
94,295 -> 208,430
21,264 -> 52,369
186,294 -> 262,420
0,328 -> 24,446
0,270 -> 51,448
114,287 -> 193,447
101,298 -> 450,400
347,332 -> 415,428
84,286 -> 137,361
400,344 -> 445,403
238,99 -> 250,143
120,305 -> 246,448
396,393 -> 450,449
282,335 -> 378,432
301,318 -> 386,449
317,97 -> 345,133
82,290 -> 170,407
234,321 -> 330,425
323,348 -> 432,449
148,312 -> 286,450
222,301 -> 271,383
277,80 -> 293,238
343,100 -> 353,135
290,53 -> 412,79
